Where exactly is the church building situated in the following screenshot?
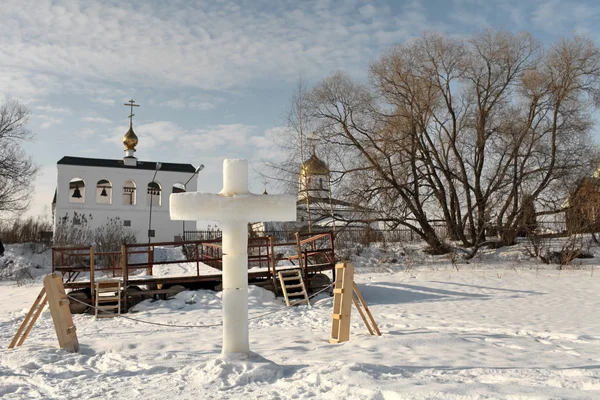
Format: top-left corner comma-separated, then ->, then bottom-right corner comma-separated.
252,148 -> 371,234
297,150 -> 370,229
52,100 -> 198,243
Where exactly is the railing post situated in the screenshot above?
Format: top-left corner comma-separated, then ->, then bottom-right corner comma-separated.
121,244 -> 128,312
295,232 -> 303,269
269,236 -> 278,295
196,243 -> 200,277
148,245 -> 153,276
89,246 -> 95,301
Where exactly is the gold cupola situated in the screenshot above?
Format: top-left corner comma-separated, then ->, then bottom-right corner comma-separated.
300,153 -> 330,176
123,126 -> 138,151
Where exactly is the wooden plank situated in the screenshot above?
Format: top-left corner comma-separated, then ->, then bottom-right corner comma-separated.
330,262 -> 354,344
286,291 -> 307,297
9,288 -> 47,348
299,233 -> 329,245
278,271 -> 291,306
352,296 -> 374,336
96,296 -> 121,302
44,273 -> 79,352
353,282 -> 381,336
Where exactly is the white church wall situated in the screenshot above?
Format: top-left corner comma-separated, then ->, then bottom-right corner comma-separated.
55,163 -> 197,243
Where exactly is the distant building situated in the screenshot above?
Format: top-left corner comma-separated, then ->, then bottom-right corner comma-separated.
52,101 -> 198,243
565,169 -> 600,233
252,149 -> 372,235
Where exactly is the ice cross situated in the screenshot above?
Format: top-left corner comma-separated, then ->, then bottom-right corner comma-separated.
170,159 -> 296,355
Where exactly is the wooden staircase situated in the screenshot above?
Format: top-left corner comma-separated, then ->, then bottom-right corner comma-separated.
278,269 -> 310,307
95,280 -> 122,318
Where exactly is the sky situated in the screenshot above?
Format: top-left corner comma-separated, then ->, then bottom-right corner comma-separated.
2,0 -> 600,219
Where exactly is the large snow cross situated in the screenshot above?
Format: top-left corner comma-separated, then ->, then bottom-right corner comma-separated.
170,159 -> 296,354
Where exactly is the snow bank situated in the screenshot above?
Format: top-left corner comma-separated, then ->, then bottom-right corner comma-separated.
0,244 -> 51,282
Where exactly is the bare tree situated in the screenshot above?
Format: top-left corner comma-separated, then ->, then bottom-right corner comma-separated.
285,30 -> 600,254
0,100 -> 39,217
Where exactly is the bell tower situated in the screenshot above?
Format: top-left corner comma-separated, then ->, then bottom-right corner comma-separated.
298,149 -> 330,201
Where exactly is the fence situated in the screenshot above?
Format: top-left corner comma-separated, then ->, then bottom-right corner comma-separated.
184,225 -> 449,246
184,221 -> 572,247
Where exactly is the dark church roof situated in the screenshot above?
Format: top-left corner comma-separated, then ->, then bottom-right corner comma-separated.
57,156 -> 196,173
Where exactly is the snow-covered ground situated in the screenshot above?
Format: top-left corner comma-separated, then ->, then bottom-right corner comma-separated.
1,242 -> 600,399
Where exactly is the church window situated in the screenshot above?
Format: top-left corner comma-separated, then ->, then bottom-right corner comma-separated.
96,179 -> 112,204
147,181 -> 162,207
123,180 -> 136,205
319,178 -> 323,189
68,178 -> 85,204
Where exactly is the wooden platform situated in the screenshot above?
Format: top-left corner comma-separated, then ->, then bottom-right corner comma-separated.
53,232 -> 336,311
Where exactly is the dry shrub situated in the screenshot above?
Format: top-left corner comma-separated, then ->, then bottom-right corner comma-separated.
0,216 -> 53,244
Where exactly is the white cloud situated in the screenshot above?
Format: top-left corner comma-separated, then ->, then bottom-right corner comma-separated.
35,105 -> 71,113
179,124 -> 257,151
81,116 -> 112,124
93,97 -> 115,106
160,97 -> 223,111
38,114 -> 62,129
77,127 -> 95,138
0,0 -> 431,101
359,4 -> 376,18
532,0 -> 600,34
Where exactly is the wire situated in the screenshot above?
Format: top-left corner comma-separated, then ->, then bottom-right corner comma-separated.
66,282 -> 334,329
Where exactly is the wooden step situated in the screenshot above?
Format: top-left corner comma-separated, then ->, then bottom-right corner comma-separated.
96,305 -> 119,310
278,269 -> 310,307
96,289 -> 119,294
95,280 -> 121,318
279,271 -> 302,277
281,277 -> 301,282
96,296 -> 120,302
283,283 -> 304,289
287,291 -> 308,297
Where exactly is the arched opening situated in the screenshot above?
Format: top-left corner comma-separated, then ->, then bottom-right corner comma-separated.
123,180 -> 136,205
68,178 -> 85,204
96,179 -> 112,204
147,181 -> 162,207
172,183 -> 186,194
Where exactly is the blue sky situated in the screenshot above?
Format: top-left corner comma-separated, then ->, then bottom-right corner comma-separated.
2,0 -> 600,218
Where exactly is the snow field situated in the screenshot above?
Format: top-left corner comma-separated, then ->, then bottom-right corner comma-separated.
1,243 -> 600,399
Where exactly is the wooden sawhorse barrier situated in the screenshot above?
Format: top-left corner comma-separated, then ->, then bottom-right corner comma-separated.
330,263 -> 381,343
9,273 -> 79,352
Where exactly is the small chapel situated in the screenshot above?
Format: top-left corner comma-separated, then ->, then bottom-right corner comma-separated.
252,148 -> 371,234
52,100 -> 198,243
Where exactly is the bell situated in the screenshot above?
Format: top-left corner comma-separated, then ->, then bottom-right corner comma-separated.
100,188 -> 108,197
72,186 -> 82,199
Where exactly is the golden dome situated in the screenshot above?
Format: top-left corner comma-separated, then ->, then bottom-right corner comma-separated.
123,126 -> 138,150
300,153 -> 329,176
